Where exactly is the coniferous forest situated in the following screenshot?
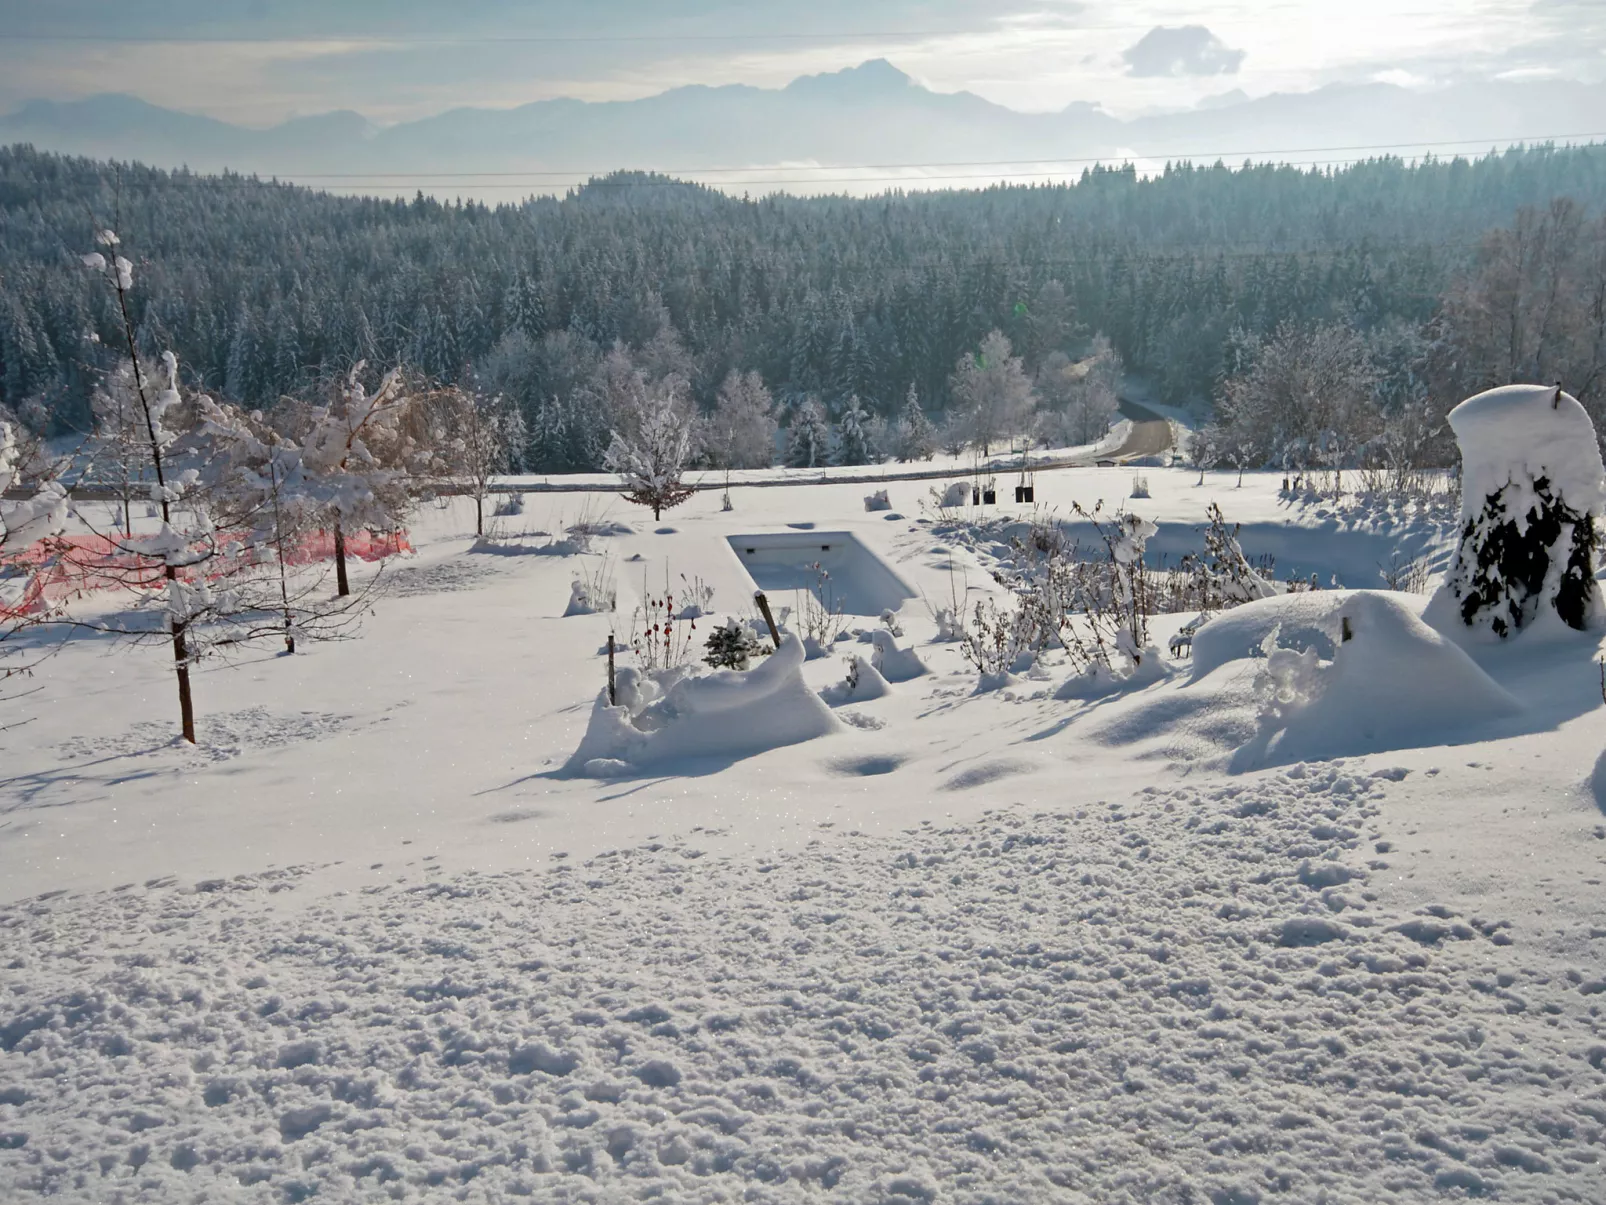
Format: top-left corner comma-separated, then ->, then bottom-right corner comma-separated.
2,142 -> 1604,471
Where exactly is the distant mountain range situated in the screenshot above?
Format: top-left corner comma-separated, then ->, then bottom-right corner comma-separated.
4,59 -> 1605,197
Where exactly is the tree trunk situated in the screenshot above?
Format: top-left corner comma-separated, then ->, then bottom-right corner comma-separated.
476,495 -> 484,536
166,564 -> 196,744
334,520 -> 349,597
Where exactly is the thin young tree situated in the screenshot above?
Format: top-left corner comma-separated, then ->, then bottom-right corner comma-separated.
81,227 -> 211,742
431,385 -> 524,536
198,397 -> 375,655
603,376 -> 697,521
295,363 -> 430,596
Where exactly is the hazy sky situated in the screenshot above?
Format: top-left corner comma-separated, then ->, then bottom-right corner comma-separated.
0,0 -> 1600,125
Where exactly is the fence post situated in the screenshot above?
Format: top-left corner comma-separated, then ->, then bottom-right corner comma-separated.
607,633 -> 617,705
754,591 -> 782,647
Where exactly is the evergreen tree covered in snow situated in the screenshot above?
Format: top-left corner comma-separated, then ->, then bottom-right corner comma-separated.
833,395 -> 874,466
894,384 -> 938,461
1435,384 -> 1606,636
785,398 -> 831,469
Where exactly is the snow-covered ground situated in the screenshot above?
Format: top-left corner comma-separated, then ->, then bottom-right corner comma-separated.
3,467 -> 1605,1203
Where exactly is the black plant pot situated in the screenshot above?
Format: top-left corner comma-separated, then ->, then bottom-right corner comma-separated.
982,488 -> 997,505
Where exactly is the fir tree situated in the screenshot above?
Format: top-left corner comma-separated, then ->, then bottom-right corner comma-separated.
785,397 -> 831,469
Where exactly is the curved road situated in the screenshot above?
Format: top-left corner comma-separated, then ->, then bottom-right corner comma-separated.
27,402 -> 1176,501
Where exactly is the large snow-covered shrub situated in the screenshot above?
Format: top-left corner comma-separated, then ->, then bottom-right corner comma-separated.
1430,384 -> 1606,637
564,636 -> 840,775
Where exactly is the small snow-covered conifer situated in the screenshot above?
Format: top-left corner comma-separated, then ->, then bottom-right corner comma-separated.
1434,383 -> 1606,636
785,397 -> 831,469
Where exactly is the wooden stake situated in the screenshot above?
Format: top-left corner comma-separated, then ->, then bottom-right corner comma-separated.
754,591 -> 782,647
607,633 -> 617,705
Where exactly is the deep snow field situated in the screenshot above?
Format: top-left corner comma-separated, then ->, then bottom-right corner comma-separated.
3,466 -> 1606,1203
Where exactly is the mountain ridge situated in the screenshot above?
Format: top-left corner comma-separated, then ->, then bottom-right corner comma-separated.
3,61 -> 1604,195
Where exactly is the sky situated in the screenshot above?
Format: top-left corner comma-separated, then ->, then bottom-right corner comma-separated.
0,0 -> 1601,126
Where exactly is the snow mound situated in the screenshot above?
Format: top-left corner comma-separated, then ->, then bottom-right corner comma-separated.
563,636 -> 841,774
1055,646 -> 1174,700
938,481 -> 970,508
563,578 -> 609,616
870,629 -> 927,682
864,489 -> 891,511
1237,590 -> 1520,767
819,655 -> 891,706
1190,591 -> 1358,679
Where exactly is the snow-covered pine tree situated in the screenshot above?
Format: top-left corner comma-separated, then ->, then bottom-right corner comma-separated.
603,377 -> 696,521
703,616 -> 764,670
833,395 -> 874,466
896,383 -> 938,461
1434,384 -> 1606,636
785,397 -> 831,469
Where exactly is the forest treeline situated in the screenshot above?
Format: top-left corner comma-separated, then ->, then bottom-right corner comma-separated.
1,142 -> 1604,471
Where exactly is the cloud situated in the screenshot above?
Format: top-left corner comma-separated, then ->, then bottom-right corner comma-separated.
1122,26 -> 1245,78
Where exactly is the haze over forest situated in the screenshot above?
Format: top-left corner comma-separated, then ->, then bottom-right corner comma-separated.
3,60 -> 1605,198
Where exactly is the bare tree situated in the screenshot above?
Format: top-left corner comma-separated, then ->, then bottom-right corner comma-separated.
429,385 -> 524,536
80,227 -> 208,741
702,370 -> 778,470
1214,321 -> 1379,480
293,363 -> 431,596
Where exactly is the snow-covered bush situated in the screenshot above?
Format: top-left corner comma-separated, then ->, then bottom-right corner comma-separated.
869,628 -> 927,682
864,489 -> 891,512
564,635 -> 840,774
564,562 -> 616,616
1130,474 -> 1151,499
1431,384 -> 1605,637
703,617 -> 765,670
820,654 -> 891,706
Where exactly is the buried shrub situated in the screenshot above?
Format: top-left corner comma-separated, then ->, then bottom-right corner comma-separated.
1434,384 -> 1606,636
704,617 -> 767,670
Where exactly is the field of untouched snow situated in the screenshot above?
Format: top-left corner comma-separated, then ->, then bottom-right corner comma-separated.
3,467 -> 1605,1202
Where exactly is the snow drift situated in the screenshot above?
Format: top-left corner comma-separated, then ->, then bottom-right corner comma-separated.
564,635 -> 841,775
1231,591 -> 1520,767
